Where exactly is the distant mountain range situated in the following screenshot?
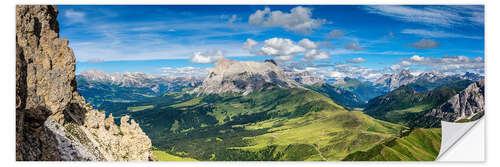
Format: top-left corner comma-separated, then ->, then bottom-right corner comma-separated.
76,70 -> 203,108
284,69 -> 324,85
75,59 -> 484,161
77,62 -> 484,112
372,69 -> 483,91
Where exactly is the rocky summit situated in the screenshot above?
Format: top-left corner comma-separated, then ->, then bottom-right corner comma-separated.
192,58 -> 301,95
16,5 -> 152,161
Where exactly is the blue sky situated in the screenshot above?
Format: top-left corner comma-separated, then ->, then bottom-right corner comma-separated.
58,5 -> 484,80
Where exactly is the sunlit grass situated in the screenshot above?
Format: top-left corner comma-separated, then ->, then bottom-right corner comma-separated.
153,150 -> 198,161
127,105 -> 154,112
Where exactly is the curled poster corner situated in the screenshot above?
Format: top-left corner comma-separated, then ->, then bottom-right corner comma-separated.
437,118 -> 483,160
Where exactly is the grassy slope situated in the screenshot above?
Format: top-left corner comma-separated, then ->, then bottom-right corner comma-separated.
153,150 -> 198,161
343,128 -> 441,161
128,87 -> 406,161
127,105 -> 154,112
233,110 -> 404,160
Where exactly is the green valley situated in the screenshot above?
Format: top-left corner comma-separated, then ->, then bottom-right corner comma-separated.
122,87 -> 410,161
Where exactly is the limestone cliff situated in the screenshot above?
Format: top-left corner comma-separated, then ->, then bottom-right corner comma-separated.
16,5 -> 152,161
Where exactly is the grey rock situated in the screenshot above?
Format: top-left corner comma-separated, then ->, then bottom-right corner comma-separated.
423,80 -> 485,122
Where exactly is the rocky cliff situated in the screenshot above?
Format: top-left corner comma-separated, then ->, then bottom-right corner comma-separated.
421,80 -> 485,123
16,5 -> 152,161
192,58 -> 301,95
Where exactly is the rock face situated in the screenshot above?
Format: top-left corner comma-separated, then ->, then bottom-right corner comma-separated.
16,5 -> 152,161
192,58 -> 301,95
421,80 -> 485,123
284,69 -> 324,85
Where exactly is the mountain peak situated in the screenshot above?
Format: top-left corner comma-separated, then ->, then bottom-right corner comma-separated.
192,59 -> 301,95
399,69 -> 411,75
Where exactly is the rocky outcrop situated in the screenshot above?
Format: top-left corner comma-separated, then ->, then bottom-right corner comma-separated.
421,80 -> 485,122
16,5 -> 152,161
192,58 -> 301,95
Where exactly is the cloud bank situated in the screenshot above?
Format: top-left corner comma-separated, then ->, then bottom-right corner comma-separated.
249,6 -> 325,34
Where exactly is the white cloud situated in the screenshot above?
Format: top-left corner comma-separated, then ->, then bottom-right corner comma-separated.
344,42 -> 364,51
390,64 -> 402,71
86,58 -> 104,63
411,39 -> 440,49
401,29 -> 482,39
64,9 -> 86,24
288,63 -> 384,82
243,38 -> 259,50
330,64 -> 383,81
326,30 -> 344,39
410,55 -> 424,62
363,5 -> 484,27
298,38 -> 317,49
160,66 -> 209,76
390,55 -> 484,73
248,6 -> 325,34
189,50 -> 225,64
302,49 -> 330,62
346,57 -> 366,64
259,38 -> 306,61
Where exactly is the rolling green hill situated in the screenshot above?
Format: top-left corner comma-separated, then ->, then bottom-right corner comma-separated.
342,128 -> 441,161
126,87 -> 409,161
